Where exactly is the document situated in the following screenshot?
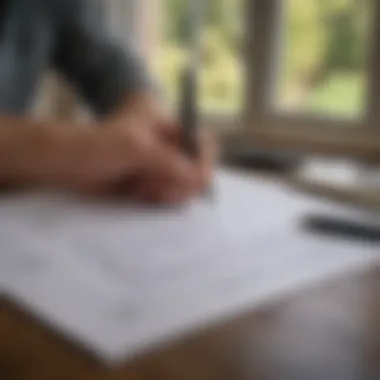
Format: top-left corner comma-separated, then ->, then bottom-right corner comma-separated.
0,170 -> 377,364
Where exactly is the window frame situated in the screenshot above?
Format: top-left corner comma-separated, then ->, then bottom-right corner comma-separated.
245,0 -> 380,159
110,0 -> 380,159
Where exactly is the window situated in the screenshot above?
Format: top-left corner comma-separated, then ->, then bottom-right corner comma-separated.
274,0 -> 370,119
108,0 -> 380,158
248,0 -> 380,158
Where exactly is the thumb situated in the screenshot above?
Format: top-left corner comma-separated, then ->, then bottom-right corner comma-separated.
143,138 -> 196,186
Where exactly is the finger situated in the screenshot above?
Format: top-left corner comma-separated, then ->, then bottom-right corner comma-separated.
155,119 -> 182,146
193,132 -> 219,192
157,131 -> 218,197
145,140 -> 198,190
109,173 -> 146,200
134,175 -> 193,205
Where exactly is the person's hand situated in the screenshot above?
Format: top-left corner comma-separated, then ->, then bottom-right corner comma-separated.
0,104 -> 216,205
120,127 -> 217,204
103,94 -> 218,204
64,120 -> 208,203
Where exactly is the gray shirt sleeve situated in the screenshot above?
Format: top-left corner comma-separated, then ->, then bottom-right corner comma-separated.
52,0 -> 152,116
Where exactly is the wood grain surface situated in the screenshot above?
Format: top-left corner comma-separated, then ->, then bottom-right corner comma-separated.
1,266 -> 380,380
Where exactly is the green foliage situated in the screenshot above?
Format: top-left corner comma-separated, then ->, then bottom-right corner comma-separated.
285,0 -> 326,79
165,0 -> 243,49
284,0 -> 368,83
278,0 -> 369,114
306,73 -> 364,116
159,0 -> 369,114
158,0 -> 243,112
200,28 -> 242,109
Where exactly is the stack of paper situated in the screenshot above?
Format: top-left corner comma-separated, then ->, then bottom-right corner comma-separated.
0,170 -> 377,364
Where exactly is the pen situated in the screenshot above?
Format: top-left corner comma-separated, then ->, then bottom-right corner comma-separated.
180,0 -> 202,158
180,64 -> 198,158
180,1 -> 212,198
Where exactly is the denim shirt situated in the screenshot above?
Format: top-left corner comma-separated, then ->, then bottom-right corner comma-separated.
0,0 -> 149,115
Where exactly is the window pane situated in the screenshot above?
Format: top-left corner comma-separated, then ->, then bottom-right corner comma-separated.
152,0 -> 244,115
274,0 -> 371,118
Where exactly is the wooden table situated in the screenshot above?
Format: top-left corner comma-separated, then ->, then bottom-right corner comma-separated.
1,166 -> 380,380
1,266 -> 380,380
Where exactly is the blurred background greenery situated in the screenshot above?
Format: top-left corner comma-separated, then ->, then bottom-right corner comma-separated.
153,0 -> 369,117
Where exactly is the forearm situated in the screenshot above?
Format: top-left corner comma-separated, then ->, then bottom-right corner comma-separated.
54,0 -> 155,117
0,117 -> 93,186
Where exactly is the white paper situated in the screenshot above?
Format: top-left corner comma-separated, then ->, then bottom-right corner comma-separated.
0,170 -> 378,364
